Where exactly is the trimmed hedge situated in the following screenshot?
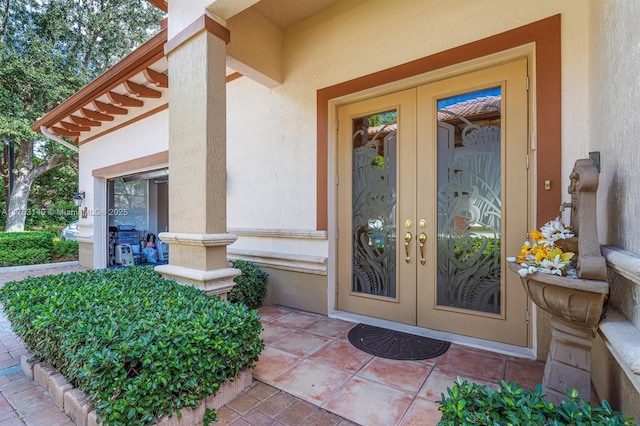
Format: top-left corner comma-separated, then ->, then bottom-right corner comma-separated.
52,237 -> 79,261
0,231 -> 54,266
0,266 -> 264,426
437,378 -> 635,425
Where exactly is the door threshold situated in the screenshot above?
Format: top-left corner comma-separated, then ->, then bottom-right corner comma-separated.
329,310 -> 536,360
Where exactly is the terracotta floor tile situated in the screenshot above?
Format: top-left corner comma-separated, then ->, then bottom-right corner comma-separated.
322,376 -> 414,426
271,311 -> 323,329
302,318 -> 356,340
258,306 -> 293,322
308,340 -> 373,373
397,397 -> 442,425
253,347 -> 302,382
271,359 -> 352,405
357,357 -> 433,393
269,330 -> 332,357
260,322 -> 297,345
434,344 -> 506,383
417,367 -> 498,403
504,356 -> 545,389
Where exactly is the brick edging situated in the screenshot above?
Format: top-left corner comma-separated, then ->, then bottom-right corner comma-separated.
22,355 -> 252,426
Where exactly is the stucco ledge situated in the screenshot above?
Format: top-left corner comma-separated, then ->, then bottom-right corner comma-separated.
158,232 -> 237,247
598,309 -> 640,387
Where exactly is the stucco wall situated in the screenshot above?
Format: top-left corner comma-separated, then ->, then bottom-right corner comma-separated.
589,0 -> 640,253
226,0 -> 591,232
77,109 -> 169,267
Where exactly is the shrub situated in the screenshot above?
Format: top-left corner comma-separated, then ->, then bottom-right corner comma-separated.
0,266 -> 264,426
228,260 -> 268,309
0,231 -> 54,266
437,378 -> 635,425
52,237 -> 79,261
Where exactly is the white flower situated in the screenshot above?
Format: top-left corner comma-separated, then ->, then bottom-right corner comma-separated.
539,217 -> 574,246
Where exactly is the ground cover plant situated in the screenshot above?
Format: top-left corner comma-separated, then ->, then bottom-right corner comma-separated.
0,266 -> 264,426
438,378 -> 636,425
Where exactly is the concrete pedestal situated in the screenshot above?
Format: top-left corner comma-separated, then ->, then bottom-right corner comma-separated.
542,317 -> 594,403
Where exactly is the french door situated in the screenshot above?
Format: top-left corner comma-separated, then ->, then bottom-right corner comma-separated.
336,59 -> 530,346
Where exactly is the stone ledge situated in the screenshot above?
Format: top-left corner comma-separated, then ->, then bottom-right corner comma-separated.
23,358 -> 252,425
602,246 -> 640,285
598,308 -> 640,390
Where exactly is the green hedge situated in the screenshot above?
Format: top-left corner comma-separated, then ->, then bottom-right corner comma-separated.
0,231 -> 55,266
0,266 -> 264,426
52,237 -> 79,261
438,378 -> 635,425
228,260 -> 268,310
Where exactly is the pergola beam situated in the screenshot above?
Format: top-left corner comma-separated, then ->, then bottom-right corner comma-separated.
124,80 -> 162,98
143,68 -> 169,88
81,108 -> 114,122
93,100 -> 128,115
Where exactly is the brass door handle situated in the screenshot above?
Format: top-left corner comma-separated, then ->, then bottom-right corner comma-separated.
419,233 -> 427,265
404,232 -> 412,263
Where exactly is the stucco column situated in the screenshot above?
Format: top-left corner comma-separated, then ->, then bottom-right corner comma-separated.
156,11 -> 239,297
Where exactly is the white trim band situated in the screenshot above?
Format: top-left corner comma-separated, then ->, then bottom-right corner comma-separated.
158,232 -> 237,247
228,248 -> 327,275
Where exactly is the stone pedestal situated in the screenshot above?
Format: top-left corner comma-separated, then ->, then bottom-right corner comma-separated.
543,317 -> 595,403
510,262 -> 608,403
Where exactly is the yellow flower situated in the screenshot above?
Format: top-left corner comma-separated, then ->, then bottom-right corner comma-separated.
529,230 -> 543,243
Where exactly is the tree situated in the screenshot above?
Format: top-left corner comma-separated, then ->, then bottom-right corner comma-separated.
0,0 -> 163,231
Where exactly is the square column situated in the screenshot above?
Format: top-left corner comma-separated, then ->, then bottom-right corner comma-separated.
156,14 -> 239,297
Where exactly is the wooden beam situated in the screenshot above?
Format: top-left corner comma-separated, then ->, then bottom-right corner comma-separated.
51,126 -> 80,137
107,91 -> 143,107
70,115 -> 101,127
123,80 -> 162,98
32,29 -> 166,131
81,108 -> 114,122
60,121 -> 90,132
145,0 -> 167,12
93,100 -> 128,115
143,68 -> 168,88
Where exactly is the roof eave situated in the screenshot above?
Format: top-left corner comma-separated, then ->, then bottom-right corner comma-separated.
32,28 -> 167,132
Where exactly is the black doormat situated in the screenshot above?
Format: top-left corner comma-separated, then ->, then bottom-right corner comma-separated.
348,323 -> 450,360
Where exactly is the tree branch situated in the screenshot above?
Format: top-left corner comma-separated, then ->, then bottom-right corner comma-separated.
0,0 -> 10,40
30,154 -> 68,180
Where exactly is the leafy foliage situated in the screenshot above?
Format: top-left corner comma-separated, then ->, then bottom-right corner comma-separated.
1,0 -> 164,230
0,230 -> 54,266
0,266 -> 264,426
228,260 -> 268,310
437,378 -> 636,425
52,237 -> 78,261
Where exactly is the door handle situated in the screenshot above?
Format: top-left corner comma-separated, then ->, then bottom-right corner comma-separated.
404,232 -> 412,263
419,233 -> 427,265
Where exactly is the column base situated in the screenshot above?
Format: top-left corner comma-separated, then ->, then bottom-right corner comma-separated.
155,264 -> 240,298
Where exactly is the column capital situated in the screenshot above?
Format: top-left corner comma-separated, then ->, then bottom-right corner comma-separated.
165,14 -> 230,56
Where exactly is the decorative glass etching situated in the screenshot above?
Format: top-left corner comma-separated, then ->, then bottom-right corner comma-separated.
351,111 -> 398,298
435,88 -> 502,314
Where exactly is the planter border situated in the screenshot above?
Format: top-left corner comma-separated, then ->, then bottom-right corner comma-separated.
22,355 -> 252,426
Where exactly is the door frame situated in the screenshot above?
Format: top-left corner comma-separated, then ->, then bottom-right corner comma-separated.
327,46 -> 538,357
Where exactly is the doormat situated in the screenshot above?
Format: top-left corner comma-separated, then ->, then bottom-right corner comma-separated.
348,323 -> 450,360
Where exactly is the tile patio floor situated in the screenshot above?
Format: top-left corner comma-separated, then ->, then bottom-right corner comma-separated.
0,264 -> 546,425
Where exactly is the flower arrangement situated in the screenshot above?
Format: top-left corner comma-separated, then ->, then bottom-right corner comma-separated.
514,217 -> 576,277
